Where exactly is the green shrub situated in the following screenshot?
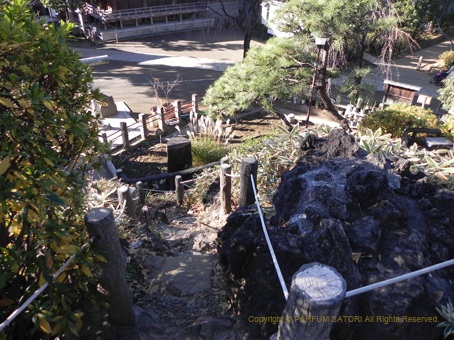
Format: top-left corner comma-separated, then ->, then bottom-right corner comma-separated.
191,137 -> 229,166
440,114 -> 454,140
439,50 -> 454,69
0,0 -> 104,338
358,103 -> 440,138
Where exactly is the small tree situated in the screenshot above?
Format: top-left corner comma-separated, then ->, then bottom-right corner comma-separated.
203,36 -> 316,124
146,74 -> 182,106
0,0 -> 104,338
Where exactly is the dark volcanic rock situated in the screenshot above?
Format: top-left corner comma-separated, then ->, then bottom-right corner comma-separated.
218,128 -> 454,340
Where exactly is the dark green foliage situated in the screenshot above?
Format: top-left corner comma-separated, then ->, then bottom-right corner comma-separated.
0,0 -> 104,338
359,103 -> 440,138
203,36 -> 314,118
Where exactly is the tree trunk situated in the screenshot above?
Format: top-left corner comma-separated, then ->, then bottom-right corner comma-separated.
317,49 -> 351,131
243,30 -> 252,59
317,48 -> 344,122
273,108 -> 294,130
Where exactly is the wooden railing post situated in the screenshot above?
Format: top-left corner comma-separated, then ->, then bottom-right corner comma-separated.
139,113 -> 148,139
174,100 -> 181,124
136,181 -> 145,205
117,185 -> 139,220
238,157 -> 258,207
158,106 -> 166,132
102,132 -> 108,145
220,163 -> 232,214
175,175 -> 184,205
84,208 -> 136,327
120,122 -> 129,149
192,93 -> 198,114
416,56 -> 423,70
271,263 -> 346,340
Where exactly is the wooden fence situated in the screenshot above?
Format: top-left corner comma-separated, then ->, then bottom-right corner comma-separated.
100,94 -> 199,154
85,2 -> 207,29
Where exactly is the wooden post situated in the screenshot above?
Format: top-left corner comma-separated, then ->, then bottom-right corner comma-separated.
174,100 -> 181,124
120,122 -> 129,149
84,208 -> 136,327
158,106 -> 165,132
220,163 -> 231,214
139,113 -> 148,139
102,132 -> 108,145
117,185 -> 138,219
175,175 -> 184,205
416,56 -> 423,70
271,263 -> 346,340
136,181 -> 145,205
192,93 -> 198,114
238,157 -> 258,207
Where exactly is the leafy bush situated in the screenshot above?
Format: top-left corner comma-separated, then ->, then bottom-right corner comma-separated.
439,50 -> 454,69
440,114 -> 454,140
358,103 -> 440,138
0,0 -> 104,338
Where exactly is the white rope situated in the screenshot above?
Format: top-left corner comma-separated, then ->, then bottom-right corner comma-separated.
224,173 -> 240,178
345,258 -> 454,298
114,199 -> 127,222
0,239 -> 92,332
180,171 -> 218,185
250,174 -> 289,301
141,188 -> 173,193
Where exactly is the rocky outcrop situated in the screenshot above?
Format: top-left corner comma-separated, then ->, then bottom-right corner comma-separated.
218,128 -> 454,339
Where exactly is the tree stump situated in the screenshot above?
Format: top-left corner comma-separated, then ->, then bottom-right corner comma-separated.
273,263 -> 346,340
84,208 -> 136,327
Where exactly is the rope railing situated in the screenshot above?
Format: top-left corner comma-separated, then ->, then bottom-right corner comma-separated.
114,199 -> 127,222
345,258 -> 454,298
250,174 -> 289,301
0,239 -> 93,332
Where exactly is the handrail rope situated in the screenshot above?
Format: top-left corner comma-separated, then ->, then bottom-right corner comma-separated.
141,188 -> 173,193
0,239 -> 93,332
114,199 -> 127,222
180,171 -> 214,184
250,174 -> 289,301
345,258 -> 454,298
224,173 -> 240,178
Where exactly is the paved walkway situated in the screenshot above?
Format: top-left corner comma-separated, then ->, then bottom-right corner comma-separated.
362,39 -> 452,101
76,33 -> 451,97
73,32 -> 453,127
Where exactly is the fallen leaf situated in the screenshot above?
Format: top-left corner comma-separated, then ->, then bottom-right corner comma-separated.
376,262 -> 386,274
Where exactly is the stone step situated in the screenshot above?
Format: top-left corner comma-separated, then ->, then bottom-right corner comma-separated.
143,252 -> 216,296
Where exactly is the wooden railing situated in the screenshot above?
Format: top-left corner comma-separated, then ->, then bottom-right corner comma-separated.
101,94 -> 200,154
85,2 -> 207,23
